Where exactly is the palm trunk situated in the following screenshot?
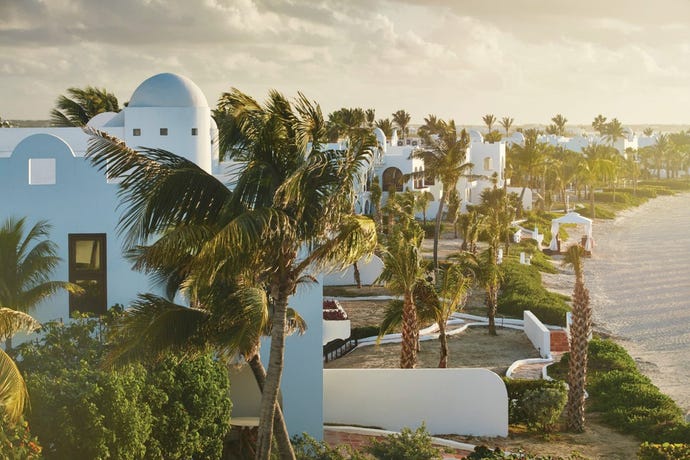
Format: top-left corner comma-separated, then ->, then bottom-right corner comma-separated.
353,262 -> 362,289
438,320 -> 448,368
247,354 -> 295,460
255,274 -> 293,460
400,291 -> 418,369
487,285 -> 498,336
589,186 -> 595,218
433,190 -> 447,276
566,274 -> 591,432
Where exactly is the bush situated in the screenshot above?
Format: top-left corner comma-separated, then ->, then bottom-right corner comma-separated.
638,442 -> 690,460
350,325 -> 380,340
522,386 -> 567,432
466,445 -> 582,459
0,417 -> 42,460
498,259 -> 570,326
292,434 -> 369,460
364,424 -> 442,460
503,378 -> 567,426
17,317 -> 231,459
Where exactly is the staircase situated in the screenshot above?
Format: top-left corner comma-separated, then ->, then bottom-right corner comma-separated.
550,330 -> 570,353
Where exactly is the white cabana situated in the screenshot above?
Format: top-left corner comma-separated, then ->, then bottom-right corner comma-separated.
548,212 -> 594,252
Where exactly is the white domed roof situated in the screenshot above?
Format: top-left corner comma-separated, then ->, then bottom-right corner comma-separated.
468,129 -> 484,143
86,111 -> 118,128
128,73 -> 208,108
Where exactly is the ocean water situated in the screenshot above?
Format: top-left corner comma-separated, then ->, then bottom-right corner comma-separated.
585,193 -> 690,411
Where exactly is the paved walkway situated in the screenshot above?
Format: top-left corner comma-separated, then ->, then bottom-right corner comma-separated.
509,351 -> 566,380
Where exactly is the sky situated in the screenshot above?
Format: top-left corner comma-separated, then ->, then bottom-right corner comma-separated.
1,0 -> 690,125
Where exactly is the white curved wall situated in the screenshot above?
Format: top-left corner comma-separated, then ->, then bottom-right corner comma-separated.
324,368 -> 508,437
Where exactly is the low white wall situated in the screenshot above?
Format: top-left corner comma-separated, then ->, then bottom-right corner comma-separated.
323,368 -> 508,437
323,255 -> 384,286
524,311 -> 551,358
323,319 -> 351,345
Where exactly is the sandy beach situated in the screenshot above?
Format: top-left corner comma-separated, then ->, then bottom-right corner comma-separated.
544,194 -> 690,413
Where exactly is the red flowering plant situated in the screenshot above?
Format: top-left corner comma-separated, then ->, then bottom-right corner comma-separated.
0,416 -> 42,460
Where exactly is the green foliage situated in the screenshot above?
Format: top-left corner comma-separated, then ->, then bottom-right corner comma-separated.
350,325 -> 380,340
144,354 -> 231,459
638,179 -> 690,191
292,433 -> 369,460
638,442 -> 690,460
0,417 -> 42,459
503,378 -> 567,426
512,240 -> 557,274
498,259 -> 570,326
364,425 -> 442,460
577,205 -> 615,219
550,338 -> 690,443
422,222 -> 445,238
16,317 -> 231,459
521,386 -> 567,432
466,445 -> 583,459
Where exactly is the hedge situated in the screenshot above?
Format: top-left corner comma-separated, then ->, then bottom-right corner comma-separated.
502,378 -> 567,426
638,442 -> 690,460
498,259 -> 570,326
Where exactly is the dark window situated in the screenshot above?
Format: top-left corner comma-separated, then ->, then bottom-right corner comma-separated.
69,234 -> 107,317
425,170 -> 435,186
382,167 -> 404,192
133,128 -> 141,136
191,128 -> 198,136
160,128 -> 168,136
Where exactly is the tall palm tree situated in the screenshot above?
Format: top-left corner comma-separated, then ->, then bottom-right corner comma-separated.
604,118 -> 625,146
579,144 -> 616,217
365,108 -> 376,128
375,118 -> 394,138
591,114 -> 607,136
499,117 -> 514,137
0,308 -> 41,422
551,114 -> 568,136
414,120 -> 472,274
0,217 -> 81,348
392,109 -> 411,141
435,263 -> 472,367
87,89 -> 377,460
562,245 -> 591,432
642,127 -> 654,137
376,216 -> 426,369
50,86 -> 120,127
482,114 -> 496,134
507,128 -> 550,206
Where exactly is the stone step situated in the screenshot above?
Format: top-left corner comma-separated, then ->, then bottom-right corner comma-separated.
550,330 -> 570,352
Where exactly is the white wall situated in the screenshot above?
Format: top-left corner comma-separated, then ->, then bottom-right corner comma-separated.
323,319 -> 351,345
323,368 -> 508,437
323,254 -> 384,286
523,311 -> 551,358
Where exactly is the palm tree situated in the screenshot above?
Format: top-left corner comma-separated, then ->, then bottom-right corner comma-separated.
365,108 -> 376,128
376,214 -> 426,368
414,120 -> 472,274
0,116 -> 12,128
482,114 -> 496,134
414,191 -> 434,225
550,114 -> 568,136
499,117 -> 514,137
0,308 -> 41,422
591,114 -> 607,136
50,86 -> 120,127
87,88 -> 377,460
0,217 -> 81,349
642,127 -> 654,137
604,118 -> 625,146
507,128 -> 549,206
579,145 -> 616,217
562,245 -> 591,432
435,263 -> 472,367
392,109 -> 411,141
375,118 -> 394,138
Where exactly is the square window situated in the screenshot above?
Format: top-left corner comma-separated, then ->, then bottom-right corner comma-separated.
160,128 -> 168,136
191,128 -> 198,136
29,158 -> 56,185
133,128 -> 141,136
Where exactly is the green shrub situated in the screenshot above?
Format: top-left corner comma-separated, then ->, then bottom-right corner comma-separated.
17,317 -> 231,460
292,433 -> 369,460
364,424 -> 442,460
0,417 -> 42,460
350,325 -> 380,340
466,445 -> 582,459
577,205 -> 615,219
638,442 -> 690,460
497,259 -> 570,326
503,378 -> 567,426
522,386 -> 567,432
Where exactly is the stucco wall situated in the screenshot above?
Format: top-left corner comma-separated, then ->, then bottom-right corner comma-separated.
524,311 -> 551,358
323,254 -> 383,286
323,368 -> 508,437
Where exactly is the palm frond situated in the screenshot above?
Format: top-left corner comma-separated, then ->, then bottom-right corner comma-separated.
0,349 -> 28,422
0,308 -> 40,341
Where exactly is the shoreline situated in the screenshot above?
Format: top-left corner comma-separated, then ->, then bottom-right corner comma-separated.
543,193 -> 690,414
